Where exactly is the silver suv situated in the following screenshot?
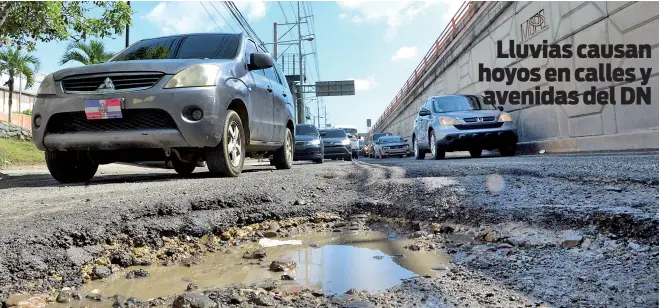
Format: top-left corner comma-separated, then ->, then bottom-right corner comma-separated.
412,94 -> 517,159
32,33 -> 295,182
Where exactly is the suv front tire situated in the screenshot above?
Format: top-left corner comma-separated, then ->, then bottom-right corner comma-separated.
206,110 -> 245,177
45,150 -> 98,183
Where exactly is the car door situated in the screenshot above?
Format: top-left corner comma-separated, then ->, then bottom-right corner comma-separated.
267,59 -> 291,142
416,99 -> 433,148
245,40 -> 273,142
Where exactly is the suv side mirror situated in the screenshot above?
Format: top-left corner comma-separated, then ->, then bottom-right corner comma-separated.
497,106 -> 504,111
248,52 -> 274,70
320,131 -> 327,137
419,109 -> 431,116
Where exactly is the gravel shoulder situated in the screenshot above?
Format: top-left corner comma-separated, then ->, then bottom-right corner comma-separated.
0,153 -> 657,307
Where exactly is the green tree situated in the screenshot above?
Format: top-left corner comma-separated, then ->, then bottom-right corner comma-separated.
0,48 -> 41,123
60,40 -> 115,65
0,2 -> 131,51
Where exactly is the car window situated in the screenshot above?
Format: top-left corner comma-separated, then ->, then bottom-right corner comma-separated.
273,62 -> 287,85
433,95 -> 496,113
112,37 -> 178,61
295,125 -> 318,136
176,34 -> 240,59
245,40 -> 265,76
321,130 -> 346,138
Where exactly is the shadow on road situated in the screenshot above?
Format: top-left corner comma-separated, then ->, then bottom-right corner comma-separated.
0,166 -> 274,190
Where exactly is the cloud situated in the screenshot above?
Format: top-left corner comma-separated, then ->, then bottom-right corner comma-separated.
391,46 -> 417,61
338,13 -> 347,19
348,76 -> 378,91
337,1 -> 464,41
144,1 -> 267,35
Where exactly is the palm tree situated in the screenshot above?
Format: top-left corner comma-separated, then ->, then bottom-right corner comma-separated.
0,48 -> 41,123
59,40 -> 115,66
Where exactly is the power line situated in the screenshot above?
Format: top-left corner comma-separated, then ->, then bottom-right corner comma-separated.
222,1 -> 265,47
209,2 -> 237,33
278,2 -> 289,23
200,2 -> 222,31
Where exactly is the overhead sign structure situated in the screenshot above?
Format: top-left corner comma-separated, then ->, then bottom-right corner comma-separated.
315,80 -> 355,97
366,119 -> 371,127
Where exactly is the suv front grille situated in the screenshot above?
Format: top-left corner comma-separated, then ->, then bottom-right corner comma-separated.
61,72 -> 164,93
46,109 -> 177,133
463,116 -> 495,123
454,122 -> 504,130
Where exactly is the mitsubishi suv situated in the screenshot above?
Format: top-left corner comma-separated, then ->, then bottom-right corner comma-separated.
32,33 -> 295,182
411,94 -> 517,159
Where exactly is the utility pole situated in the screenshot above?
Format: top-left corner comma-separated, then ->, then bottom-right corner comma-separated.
273,23 -> 278,60
125,1 -> 131,48
297,1 -> 304,124
324,104 -> 327,128
316,99 -> 320,129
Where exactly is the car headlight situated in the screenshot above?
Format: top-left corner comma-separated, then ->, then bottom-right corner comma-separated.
341,139 -> 350,145
307,139 -> 321,145
37,74 -> 57,95
438,117 -> 461,125
498,112 -> 513,122
164,64 -> 221,89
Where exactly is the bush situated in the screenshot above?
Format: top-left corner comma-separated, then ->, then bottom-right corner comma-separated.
21,109 -> 32,116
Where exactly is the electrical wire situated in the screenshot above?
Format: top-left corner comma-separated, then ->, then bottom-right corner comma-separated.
200,2 -> 223,31
209,2 -> 237,33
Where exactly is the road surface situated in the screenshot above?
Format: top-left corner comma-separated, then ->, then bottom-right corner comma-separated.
0,152 -> 657,307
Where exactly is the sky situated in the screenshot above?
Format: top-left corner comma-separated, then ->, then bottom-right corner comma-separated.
25,0 -> 463,133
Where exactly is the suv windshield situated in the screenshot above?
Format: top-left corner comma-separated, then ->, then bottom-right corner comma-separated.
296,125 -> 318,136
371,133 -> 387,142
112,34 -> 240,62
432,95 -> 496,113
321,130 -> 346,138
379,137 -> 404,144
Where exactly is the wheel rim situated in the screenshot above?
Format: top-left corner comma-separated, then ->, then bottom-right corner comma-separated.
285,132 -> 293,163
430,134 -> 436,157
414,137 -> 418,157
227,121 -> 242,167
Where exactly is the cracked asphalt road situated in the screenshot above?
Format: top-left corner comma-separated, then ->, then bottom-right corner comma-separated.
0,151 -> 658,307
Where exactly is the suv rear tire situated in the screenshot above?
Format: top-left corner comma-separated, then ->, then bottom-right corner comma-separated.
469,149 -> 482,158
413,136 -> 425,160
172,158 -> 196,176
273,127 -> 293,169
499,144 -> 517,157
345,153 -> 353,161
206,110 -> 245,177
46,150 -> 98,183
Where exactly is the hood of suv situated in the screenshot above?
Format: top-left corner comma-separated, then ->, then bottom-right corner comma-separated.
295,135 -> 319,142
380,142 -> 408,147
439,110 -> 500,120
53,59 -> 235,80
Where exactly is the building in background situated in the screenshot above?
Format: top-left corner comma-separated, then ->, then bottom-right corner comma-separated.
0,73 -> 45,129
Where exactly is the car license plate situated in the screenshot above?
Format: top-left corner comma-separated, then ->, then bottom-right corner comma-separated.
84,98 -> 123,120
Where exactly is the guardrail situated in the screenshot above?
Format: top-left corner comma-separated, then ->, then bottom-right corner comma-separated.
368,1 -> 487,137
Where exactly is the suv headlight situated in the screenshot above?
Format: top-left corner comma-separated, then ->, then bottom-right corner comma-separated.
307,139 -> 321,145
438,117 -> 461,125
341,139 -> 350,145
37,74 -> 57,95
164,64 -> 221,89
498,112 -> 513,122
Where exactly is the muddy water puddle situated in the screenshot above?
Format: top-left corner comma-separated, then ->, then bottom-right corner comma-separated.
77,230 -> 451,302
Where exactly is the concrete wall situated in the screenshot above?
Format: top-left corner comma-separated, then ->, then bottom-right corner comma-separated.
379,1 -> 659,152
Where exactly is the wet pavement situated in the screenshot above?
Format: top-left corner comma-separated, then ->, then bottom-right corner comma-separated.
0,152 -> 658,307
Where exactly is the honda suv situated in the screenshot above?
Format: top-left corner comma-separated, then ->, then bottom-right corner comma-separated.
32,33 -> 295,182
412,94 -> 517,159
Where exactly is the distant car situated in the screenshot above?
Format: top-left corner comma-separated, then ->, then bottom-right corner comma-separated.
319,129 -> 352,161
293,124 -> 324,164
411,94 -> 517,160
373,135 -> 411,158
32,32 -> 295,183
366,132 -> 391,158
358,139 -> 366,156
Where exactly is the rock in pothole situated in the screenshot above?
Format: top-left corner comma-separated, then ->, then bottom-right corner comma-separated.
125,269 -> 150,279
269,260 -> 296,272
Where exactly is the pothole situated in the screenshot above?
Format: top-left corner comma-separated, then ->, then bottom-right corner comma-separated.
48,222 -> 451,306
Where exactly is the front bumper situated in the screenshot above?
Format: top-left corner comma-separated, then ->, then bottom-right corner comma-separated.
324,146 -> 351,157
32,78 -> 229,151
294,145 -> 323,161
436,129 -> 518,151
381,147 -> 411,156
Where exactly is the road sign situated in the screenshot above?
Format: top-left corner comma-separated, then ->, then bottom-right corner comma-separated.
366,119 -> 371,127
315,80 -> 355,97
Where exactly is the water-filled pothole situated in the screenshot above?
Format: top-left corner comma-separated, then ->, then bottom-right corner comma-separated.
79,230 -> 451,301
